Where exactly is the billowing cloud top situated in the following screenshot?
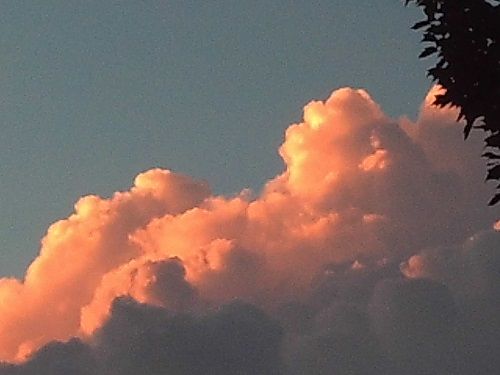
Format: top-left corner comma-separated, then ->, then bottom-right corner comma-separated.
0,87 -> 498,374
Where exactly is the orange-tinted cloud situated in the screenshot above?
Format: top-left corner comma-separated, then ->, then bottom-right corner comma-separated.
0,87 -> 496,363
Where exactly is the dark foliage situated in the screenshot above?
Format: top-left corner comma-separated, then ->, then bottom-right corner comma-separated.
405,0 -> 500,204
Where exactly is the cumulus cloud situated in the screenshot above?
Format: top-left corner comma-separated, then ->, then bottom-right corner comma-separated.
0,86 -> 498,374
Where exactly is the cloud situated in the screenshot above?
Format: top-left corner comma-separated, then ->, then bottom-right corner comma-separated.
1,298 -> 283,375
0,169 -> 210,361
369,278 -> 458,374
0,86 -> 497,373
400,229 -> 500,375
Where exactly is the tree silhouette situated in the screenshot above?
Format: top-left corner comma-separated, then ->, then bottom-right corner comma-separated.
405,0 -> 500,205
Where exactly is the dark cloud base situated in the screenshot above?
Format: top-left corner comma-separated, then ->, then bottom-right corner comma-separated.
2,230 -> 498,375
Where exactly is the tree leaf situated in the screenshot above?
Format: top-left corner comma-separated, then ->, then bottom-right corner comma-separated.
412,20 -> 430,30
488,193 -> 500,206
463,121 -> 473,139
485,134 -> 500,148
419,46 -> 438,58
482,152 -> 500,160
486,165 -> 500,180
422,33 -> 437,42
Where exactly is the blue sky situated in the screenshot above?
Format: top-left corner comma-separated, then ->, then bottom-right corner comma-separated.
0,1 -> 429,277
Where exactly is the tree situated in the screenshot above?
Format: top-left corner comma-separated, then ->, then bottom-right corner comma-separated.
405,0 -> 500,205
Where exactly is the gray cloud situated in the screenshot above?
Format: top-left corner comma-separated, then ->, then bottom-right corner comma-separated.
2,298 -> 283,375
3,229 -> 499,375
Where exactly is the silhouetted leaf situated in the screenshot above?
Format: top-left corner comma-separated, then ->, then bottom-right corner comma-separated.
486,165 -> 500,180
488,193 -> 500,206
419,46 -> 438,58
413,20 -> 430,29
485,134 -> 500,148
434,94 -> 449,106
482,152 -> 500,160
463,122 -> 473,139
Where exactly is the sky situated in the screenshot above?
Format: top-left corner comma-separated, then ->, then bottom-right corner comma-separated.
0,1 -> 499,374
0,0 -> 432,277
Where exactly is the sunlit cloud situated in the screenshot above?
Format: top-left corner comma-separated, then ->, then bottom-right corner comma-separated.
0,87 -> 497,374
